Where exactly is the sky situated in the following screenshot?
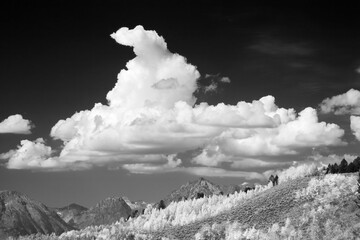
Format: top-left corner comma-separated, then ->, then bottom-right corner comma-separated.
1,0 -> 360,208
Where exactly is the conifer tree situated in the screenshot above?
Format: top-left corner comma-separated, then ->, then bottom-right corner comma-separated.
347,162 -> 356,173
331,163 -> 339,174
158,200 -> 166,210
339,159 -> 348,173
353,157 -> 360,171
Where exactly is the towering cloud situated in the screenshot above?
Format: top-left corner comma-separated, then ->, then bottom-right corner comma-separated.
0,26 -> 346,175
0,114 -> 33,134
107,26 -> 199,109
319,88 -> 360,115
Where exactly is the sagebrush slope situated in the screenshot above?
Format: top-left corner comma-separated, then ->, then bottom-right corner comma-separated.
154,177 -> 311,239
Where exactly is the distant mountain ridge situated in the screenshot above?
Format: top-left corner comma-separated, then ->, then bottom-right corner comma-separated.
0,190 -> 73,239
55,197 -> 146,229
75,197 -> 132,229
163,177 -> 243,206
53,203 -> 88,228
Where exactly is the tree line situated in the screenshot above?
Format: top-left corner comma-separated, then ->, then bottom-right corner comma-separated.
325,157 -> 360,174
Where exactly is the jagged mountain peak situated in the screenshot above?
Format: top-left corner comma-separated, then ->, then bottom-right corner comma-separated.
0,190 -> 73,238
163,177 -> 224,206
75,196 -> 132,229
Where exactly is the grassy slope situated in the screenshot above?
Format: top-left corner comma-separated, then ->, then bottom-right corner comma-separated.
153,177 -> 313,239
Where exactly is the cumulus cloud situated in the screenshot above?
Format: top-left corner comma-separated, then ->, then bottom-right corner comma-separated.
319,89 -> 360,115
0,138 -> 56,169
196,107 -> 344,162
1,26 -> 346,175
193,96 -> 280,128
350,115 -> 360,141
107,26 -> 199,109
0,114 -> 33,134
192,147 -> 230,167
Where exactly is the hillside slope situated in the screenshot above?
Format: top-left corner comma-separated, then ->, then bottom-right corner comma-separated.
154,177 -> 311,239
0,190 -> 73,239
154,174 -> 360,239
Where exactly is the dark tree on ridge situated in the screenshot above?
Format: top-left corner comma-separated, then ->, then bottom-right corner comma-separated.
339,159 -> 348,173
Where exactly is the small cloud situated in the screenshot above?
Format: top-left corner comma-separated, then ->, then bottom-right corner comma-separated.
192,148 -> 230,167
220,77 -> 231,83
204,83 -> 218,93
0,138 -> 55,169
319,88 -> 360,115
0,114 -> 33,134
200,74 -> 231,93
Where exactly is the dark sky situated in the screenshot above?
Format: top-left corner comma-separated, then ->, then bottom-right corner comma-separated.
1,0 -> 360,207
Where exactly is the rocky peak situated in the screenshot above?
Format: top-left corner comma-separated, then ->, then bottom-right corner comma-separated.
0,190 -> 73,238
76,196 -> 132,229
163,177 -> 223,206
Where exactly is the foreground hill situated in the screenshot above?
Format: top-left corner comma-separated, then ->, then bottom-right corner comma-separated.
154,177 -> 311,239
154,174 -> 360,239
53,203 -> 88,228
75,197 -> 132,229
0,190 -> 73,239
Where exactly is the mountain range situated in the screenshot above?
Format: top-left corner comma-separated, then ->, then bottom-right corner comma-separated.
0,177 -> 245,238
